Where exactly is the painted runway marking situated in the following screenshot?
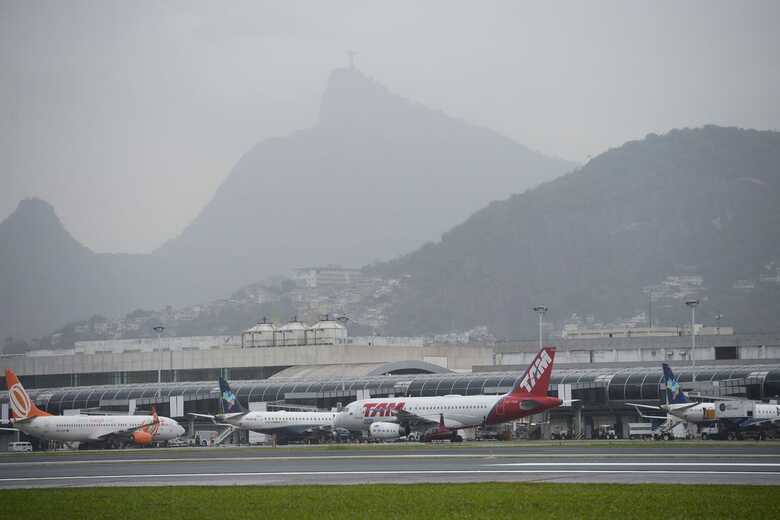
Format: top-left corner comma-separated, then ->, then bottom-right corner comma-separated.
2,469 -> 780,484
4,452 -> 780,467
490,462 -> 780,467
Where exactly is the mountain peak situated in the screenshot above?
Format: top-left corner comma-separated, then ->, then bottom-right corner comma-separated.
318,67 -> 414,130
12,197 -> 58,220
1,197 -> 91,255
4,197 -> 64,231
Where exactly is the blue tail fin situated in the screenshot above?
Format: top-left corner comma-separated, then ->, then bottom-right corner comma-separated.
219,377 -> 245,414
662,363 -> 688,404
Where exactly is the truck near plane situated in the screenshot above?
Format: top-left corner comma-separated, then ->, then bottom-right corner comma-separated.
334,347 -> 563,441
3,368 -> 184,448
189,377 -> 337,443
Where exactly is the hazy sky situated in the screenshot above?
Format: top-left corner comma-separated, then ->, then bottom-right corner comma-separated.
1,1 -> 778,253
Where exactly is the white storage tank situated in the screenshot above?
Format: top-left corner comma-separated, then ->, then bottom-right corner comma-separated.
277,319 -> 307,347
307,319 -> 348,345
242,319 -> 276,348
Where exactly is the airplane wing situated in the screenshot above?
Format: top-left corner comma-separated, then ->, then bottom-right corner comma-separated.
669,402 -> 701,413
307,424 -> 333,432
731,416 -> 780,430
0,427 -> 19,431
93,417 -> 160,442
298,425 -> 335,438
391,409 -> 466,429
687,394 -> 740,401
188,412 -> 247,423
391,409 -> 442,428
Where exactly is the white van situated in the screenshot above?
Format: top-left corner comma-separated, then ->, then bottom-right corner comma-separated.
8,441 -> 33,452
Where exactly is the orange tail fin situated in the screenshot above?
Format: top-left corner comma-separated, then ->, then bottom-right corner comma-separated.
4,369 -> 51,419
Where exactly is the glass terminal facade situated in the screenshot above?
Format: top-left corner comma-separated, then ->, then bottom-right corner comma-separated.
3,366 -> 779,417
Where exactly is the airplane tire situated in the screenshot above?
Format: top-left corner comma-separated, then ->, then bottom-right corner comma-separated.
726,432 -> 737,441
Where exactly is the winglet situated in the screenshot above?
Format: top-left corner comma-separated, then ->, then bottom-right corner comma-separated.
509,347 -> 556,397
4,369 -> 51,419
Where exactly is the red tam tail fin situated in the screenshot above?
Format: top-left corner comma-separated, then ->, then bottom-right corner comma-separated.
509,348 -> 556,397
5,369 -> 50,419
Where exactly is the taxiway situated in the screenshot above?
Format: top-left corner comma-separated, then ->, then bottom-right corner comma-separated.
1,444 -> 779,488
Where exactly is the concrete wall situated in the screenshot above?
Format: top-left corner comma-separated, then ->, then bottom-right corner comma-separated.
494,333 -> 780,367
1,343 -> 495,377
74,336 -> 241,353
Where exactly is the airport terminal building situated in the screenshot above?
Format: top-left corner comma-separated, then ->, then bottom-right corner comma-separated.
3,324 -> 780,445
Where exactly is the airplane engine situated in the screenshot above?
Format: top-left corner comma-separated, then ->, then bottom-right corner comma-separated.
369,422 -> 403,441
132,431 -> 154,445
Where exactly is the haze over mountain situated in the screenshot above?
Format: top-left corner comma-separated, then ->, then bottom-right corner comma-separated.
154,67 -> 575,303
0,68 -> 573,344
0,199 -> 166,344
377,126 -> 780,338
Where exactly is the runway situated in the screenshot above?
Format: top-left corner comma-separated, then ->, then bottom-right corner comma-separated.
2,444 -> 780,488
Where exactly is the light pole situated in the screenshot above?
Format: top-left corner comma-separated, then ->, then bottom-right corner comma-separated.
685,300 -> 699,382
715,313 -> 723,335
533,306 -> 548,350
153,325 -> 165,384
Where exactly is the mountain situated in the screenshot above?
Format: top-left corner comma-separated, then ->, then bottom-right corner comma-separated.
0,198 -> 92,343
376,126 -> 780,338
1,69 -> 574,345
0,199 -> 168,344
155,67 -> 575,303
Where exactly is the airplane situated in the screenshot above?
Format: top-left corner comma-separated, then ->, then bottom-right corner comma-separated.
334,347 -> 564,441
189,377 -> 338,443
3,368 -> 184,448
628,363 -> 716,427
628,363 -> 780,439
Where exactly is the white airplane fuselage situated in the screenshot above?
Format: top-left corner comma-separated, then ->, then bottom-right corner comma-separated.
221,410 -> 337,436
336,348 -> 561,434
335,394 -> 547,432
15,415 -> 184,443
654,402 -> 780,426
664,402 -> 715,423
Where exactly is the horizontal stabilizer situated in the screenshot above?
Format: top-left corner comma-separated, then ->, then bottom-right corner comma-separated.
626,403 -> 662,411
664,402 -> 700,413
218,412 -> 248,421
519,399 -> 544,411
188,413 -> 216,420
630,405 -> 672,421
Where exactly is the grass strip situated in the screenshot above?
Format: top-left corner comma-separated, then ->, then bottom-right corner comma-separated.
1,439 -> 778,458
2,483 -> 779,519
